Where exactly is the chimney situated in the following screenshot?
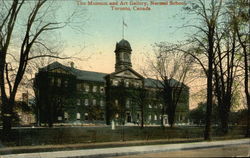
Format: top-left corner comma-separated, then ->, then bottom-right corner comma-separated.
70,62 -> 74,68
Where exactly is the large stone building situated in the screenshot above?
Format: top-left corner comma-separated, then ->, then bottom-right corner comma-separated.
34,39 -> 189,126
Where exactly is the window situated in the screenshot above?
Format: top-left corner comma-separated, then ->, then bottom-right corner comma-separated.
100,100 -> 104,107
77,99 -> 81,106
115,100 -> 118,106
93,86 -> 97,92
125,81 -> 129,87
154,115 -> 157,121
112,80 -> 118,86
159,115 -> 162,120
84,113 -> 88,120
159,104 -> 163,108
57,116 -> 62,121
134,82 -> 140,88
76,113 -> 81,120
181,115 -> 184,121
148,115 -> 152,121
84,84 -> 89,92
64,80 -> 68,87
179,115 -> 182,121
137,113 -> 140,120
64,112 -> 69,120
100,86 -> 105,93
57,78 -> 61,87
93,99 -> 96,106
126,99 -> 130,108
84,99 -> 89,106
120,52 -> 124,60
77,84 -> 81,91
100,113 -> 105,120
148,104 -> 152,108
50,77 -> 54,86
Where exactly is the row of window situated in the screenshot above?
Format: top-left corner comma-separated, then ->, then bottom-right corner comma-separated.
114,100 -> 163,109
59,112 -> 184,122
114,99 -> 131,108
111,79 -> 141,88
50,78 -> 68,87
148,114 -> 160,121
77,99 -> 104,106
147,114 -> 184,122
60,112 -> 105,121
77,84 -> 105,93
148,104 -> 163,109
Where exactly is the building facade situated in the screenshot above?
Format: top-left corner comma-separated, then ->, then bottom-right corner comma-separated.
34,39 -> 189,126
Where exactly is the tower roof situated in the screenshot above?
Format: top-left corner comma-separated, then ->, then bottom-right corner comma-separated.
115,39 -> 132,52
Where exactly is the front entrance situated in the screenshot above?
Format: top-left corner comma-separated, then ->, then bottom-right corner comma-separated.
126,112 -> 132,123
163,115 -> 169,126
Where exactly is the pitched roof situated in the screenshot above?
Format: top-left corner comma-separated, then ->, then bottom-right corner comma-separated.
107,67 -> 144,79
40,62 -> 187,88
144,78 -> 184,88
144,78 -> 163,88
40,62 -> 107,82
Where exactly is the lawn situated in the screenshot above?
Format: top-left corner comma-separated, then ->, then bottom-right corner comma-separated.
0,125 -> 246,147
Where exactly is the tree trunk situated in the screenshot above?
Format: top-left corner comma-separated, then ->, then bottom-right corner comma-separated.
246,95 -> 250,137
204,70 -> 213,140
141,105 -> 144,128
168,103 -> 175,128
204,32 -> 214,140
219,106 -> 229,134
1,97 -> 14,141
48,101 -> 54,127
168,111 -> 175,128
244,50 -> 250,137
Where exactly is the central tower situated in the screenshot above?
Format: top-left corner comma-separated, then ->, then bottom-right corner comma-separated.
114,39 -> 132,72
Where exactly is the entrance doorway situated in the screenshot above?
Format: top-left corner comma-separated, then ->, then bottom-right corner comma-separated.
126,112 -> 132,123
163,115 -> 169,126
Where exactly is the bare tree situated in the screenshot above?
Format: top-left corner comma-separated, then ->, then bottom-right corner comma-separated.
0,0 -> 86,140
228,0 -> 250,137
131,87 -> 148,128
145,42 -> 192,127
183,0 -> 223,140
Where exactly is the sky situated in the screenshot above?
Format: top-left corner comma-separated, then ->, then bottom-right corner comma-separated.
55,0 -> 194,73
